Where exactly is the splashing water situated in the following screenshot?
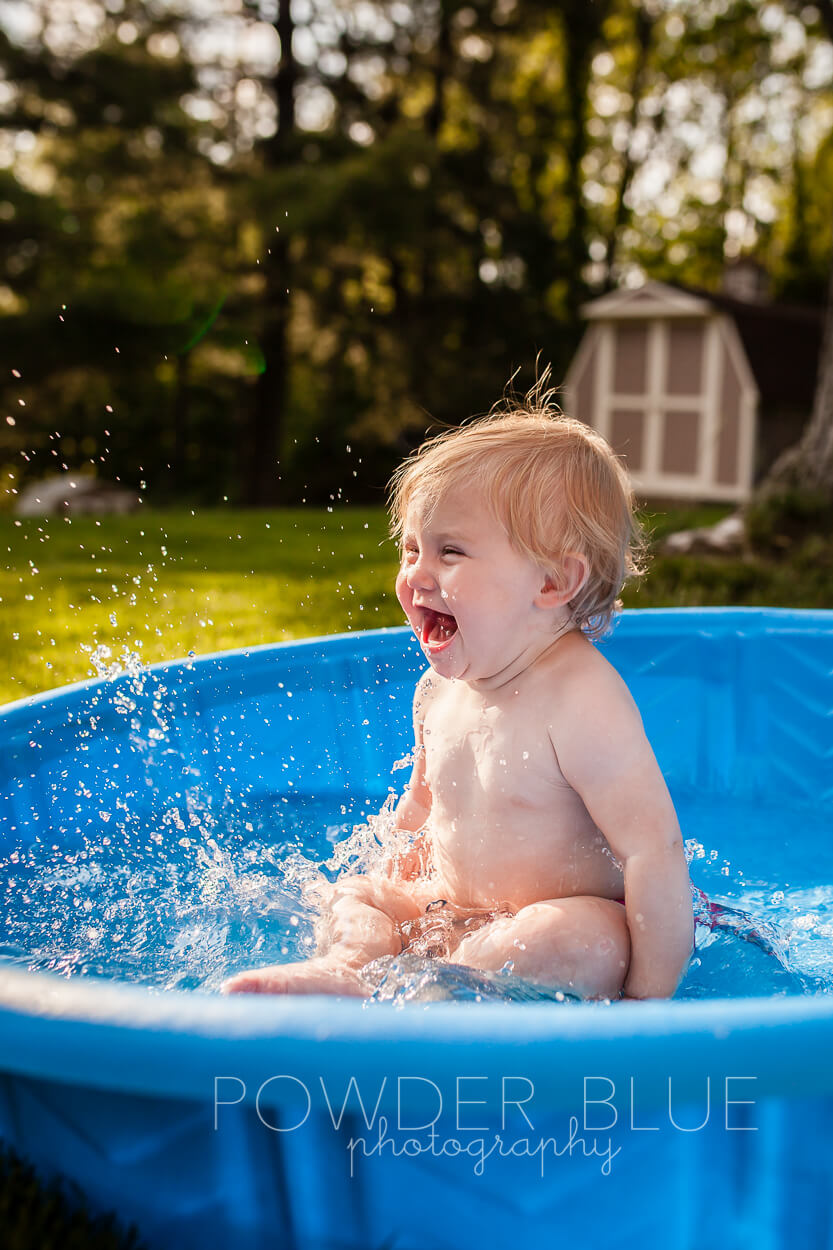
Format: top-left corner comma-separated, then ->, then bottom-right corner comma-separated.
362,955 -> 579,1005
1,652 -> 832,1003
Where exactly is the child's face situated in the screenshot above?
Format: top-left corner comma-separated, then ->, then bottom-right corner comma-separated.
396,488 -> 558,685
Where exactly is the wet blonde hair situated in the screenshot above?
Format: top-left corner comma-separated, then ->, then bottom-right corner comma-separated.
388,371 -> 646,638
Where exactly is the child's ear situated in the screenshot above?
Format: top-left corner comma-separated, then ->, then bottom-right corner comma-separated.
536,554 -> 589,608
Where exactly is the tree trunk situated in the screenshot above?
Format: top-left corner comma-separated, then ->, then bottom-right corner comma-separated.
425,0 -> 451,141
757,257 -> 833,498
248,0 -> 296,507
172,350 -> 189,492
420,0 -> 450,301
602,7 -> 654,290
755,0 -> 833,503
560,0 -> 610,321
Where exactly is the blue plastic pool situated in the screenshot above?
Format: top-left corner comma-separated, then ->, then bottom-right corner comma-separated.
0,608 -> 832,1250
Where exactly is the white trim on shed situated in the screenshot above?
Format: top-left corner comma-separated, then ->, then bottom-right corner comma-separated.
563,281 -> 759,503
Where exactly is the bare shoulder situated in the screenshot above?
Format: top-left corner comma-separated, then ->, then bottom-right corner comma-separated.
542,634 -> 680,861
545,632 -> 644,738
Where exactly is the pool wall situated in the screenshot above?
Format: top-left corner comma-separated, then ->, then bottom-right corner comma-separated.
0,609 -> 832,1249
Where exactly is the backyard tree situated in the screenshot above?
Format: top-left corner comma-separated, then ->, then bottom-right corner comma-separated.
751,0 -> 833,509
246,0 -> 296,507
238,0 -> 621,500
0,0 -> 242,497
2,0 -> 833,506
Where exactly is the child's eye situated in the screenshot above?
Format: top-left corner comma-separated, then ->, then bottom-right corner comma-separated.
441,546 -> 463,557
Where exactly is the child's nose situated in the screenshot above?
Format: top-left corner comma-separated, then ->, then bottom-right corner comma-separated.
406,554 -> 437,591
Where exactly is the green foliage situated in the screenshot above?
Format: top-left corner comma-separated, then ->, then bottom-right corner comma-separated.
744,487 -> 833,553
626,501 -> 833,610
634,539 -> 833,610
0,508 -> 401,702
0,1144 -> 144,1250
0,3 -> 240,502
638,503 -> 734,543
1,1 -> 832,506
1,505 -> 830,708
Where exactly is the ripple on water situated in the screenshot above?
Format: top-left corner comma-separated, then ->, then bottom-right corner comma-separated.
1,790 -> 832,1003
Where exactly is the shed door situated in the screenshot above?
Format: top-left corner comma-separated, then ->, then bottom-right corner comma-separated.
587,317 -> 751,499
604,319 -> 706,480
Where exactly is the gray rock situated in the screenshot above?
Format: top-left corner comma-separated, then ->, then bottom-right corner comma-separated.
660,512 -> 746,555
15,474 -> 140,517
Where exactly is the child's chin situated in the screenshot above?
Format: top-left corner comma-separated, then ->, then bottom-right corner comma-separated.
422,641 -> 463,675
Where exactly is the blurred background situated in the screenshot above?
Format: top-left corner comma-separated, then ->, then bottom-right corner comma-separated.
1,0 -> 832,703
2,6 -> 831,1235
2,0 -> 832,505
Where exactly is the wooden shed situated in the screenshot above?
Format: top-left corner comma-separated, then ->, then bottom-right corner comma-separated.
563,280 -> 822,503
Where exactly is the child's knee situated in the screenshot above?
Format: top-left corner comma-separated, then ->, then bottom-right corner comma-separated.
526,898 -> 629,961
449,896 -> 630,998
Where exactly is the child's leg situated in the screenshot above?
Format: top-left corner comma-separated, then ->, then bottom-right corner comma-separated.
446,896 -> 630,1000
222,875 -> 428,996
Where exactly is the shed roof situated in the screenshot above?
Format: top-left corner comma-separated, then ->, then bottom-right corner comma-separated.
580,280 -> 824,413
679,285 -> 823,412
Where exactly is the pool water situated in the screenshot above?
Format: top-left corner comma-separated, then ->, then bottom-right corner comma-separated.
0,615 -> 831,1250
0,786 -> 829,1002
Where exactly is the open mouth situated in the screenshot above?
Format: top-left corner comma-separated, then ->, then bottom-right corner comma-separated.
419,607 -> 458,652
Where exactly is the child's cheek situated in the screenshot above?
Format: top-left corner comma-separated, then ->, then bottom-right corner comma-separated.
441,574 -> 459,609
395,570 -> 413,615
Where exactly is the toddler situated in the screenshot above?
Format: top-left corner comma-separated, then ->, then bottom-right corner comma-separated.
224,379 -> 693,1000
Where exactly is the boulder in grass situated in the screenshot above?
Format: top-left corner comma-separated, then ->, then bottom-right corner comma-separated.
15,474 -> 140,517
659,512 -> 746,556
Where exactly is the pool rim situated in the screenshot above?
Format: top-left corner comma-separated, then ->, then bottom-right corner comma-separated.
1,608 -> 832,1110
3,604 -> 831,721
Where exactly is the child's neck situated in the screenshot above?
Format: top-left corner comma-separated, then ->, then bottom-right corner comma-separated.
466,619 -> 579,695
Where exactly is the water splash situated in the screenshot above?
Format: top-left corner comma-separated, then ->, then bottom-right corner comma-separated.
361,954 -> 579,1005
0,649 -> 830,1003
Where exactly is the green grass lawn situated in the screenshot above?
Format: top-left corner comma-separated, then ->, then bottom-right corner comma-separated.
1,502 -> 830,706
0,506 -> 402,704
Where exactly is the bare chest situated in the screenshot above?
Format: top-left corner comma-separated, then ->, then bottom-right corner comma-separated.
419,683 -> 611,907
422,688 -> 565,817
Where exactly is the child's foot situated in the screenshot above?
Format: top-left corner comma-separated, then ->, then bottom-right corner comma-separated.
221,956 -> 369,997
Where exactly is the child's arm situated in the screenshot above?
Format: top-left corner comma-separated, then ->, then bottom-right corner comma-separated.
553,666 -> 694,1000
384,672 -> 435,881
